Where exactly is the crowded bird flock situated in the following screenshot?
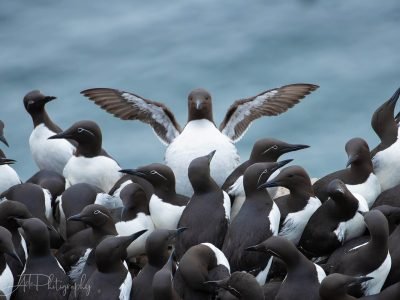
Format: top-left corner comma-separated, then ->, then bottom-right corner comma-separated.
0,83 -> 399,300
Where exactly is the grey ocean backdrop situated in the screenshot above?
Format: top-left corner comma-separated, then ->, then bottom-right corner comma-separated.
1,1 -> 399,181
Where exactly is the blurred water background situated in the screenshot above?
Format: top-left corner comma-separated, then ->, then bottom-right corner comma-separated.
1,0 -> 399,180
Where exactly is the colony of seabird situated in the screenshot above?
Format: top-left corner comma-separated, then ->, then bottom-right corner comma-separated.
0,84 -> 399,299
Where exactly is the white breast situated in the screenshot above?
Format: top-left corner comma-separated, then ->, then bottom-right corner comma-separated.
315,264 -> 326,284
279,197 -> 321,245
63,156 -> 122,193
0,263 -> 13,300
68,248 -> 91,283
119,269 -> 132,300
373,135 -> 400,192
165,120 -> 240,197
43,188 -> 53,224
361,252 -> 391,296
116,213 -> 155,257
20,233 -> 28,260
149,194 -> 185,230
228,176 -> 245,220
255,257 -> 272,285
269,201 -> 281,235
346,173 -> 381,208
29,124 -> 75,174
202,243 -> 230,271
0,165 -> 21,194
94,193 -> 123,209
334,212 -> 366,243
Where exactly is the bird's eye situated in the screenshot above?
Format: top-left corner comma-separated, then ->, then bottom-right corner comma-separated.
77,128 -> 84,133
150,170 -> 157,175
205,96 -> 209,101
288,174 -> 294,178
94,210 -> 100,215
272,145 -> 278,150
189,97 -> 193,101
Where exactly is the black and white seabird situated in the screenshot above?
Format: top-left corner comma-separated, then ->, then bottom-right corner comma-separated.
112,183 -> 154,258
56,204 -> 117,280
120,163 -> 189,230
259,165 -> 321,245
0,151 -> 20,194
14,218 -> 70,300
23,90 -> 76,174
246,236 -> 326,300
319,274 -> 373,300
174,243 -> 231,300
152,252 -> 180,300
207,271 -> 264,300
328,210 -> 391,297
370,87 -> 400,192
299,179 -> 368,259
76,230 -> 147,300
222,160 -> 290,284
82,84 -> 318,196
0,226 -> 21,300
49,120 -> 122,193
222,138 -> 309,220
175,151 -> 230,259
313,137 -> 380,208
131,228 -> 186,300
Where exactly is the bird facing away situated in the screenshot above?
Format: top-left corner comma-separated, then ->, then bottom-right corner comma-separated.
82,84 -> 318,196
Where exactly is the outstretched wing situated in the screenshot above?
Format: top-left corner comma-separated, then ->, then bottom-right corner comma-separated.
81,88 -> 182,145
219,84 -> 319,142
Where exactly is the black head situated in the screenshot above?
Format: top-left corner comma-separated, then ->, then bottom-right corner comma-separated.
188,150 -> 217,192
0,200 -> 33,229
120,163 -> 176,192
258,165 -> 312,195
250,138 -> 309,162
14,217 -> 50,255
0,226 -> 22,265
243,159 -> 292,194
95,230 -> 147,272
145,228 -> 187,267
188,88 -> 213,122
23,90 -> 56,113
371,87 -> 400,149
319,273 -> 372,300
372,205 -> 400,231
364,209 -> 389,241
68,204 -> 112,228
245,236 -> 300,267
119,183 -> 149,212
345,138 -> 371,168
0,120 -> 8,147
327,179 -> 351,203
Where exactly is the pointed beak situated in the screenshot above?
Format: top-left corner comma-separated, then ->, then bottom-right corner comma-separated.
124,229 -> 148,246
11,217 -> 25,227
204,277 -> 229,288
274,159 -> 293,171
348,276 -> 374,287
257,179 -> 280,190
48,131 -> 68,140
0,157 -> 16,165
0,135 -> 9,147
119,169 -> 146,177
67,214 -> 83,222
245,245 -> 260,252
283,144 -> 310,153
346,155 -> 359,168
44,96 -> 57,104
207,150 -> 216,162
195,99 -> 202,110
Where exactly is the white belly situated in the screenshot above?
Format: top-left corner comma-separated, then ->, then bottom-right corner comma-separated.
149,195 -> 185,230
373,137 -> 400,192
0,165 -> 21,194
346,173 -> 381,208
362,252 -> 391,296
63,156 -> 122,193
0,264 -> 13,300
119,271 -> 132,300
115,213 -> 155,257
165,120 -> 240,197
334,212 -> 366,243
29,124 -> 75,174
279,197 -> 321,245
